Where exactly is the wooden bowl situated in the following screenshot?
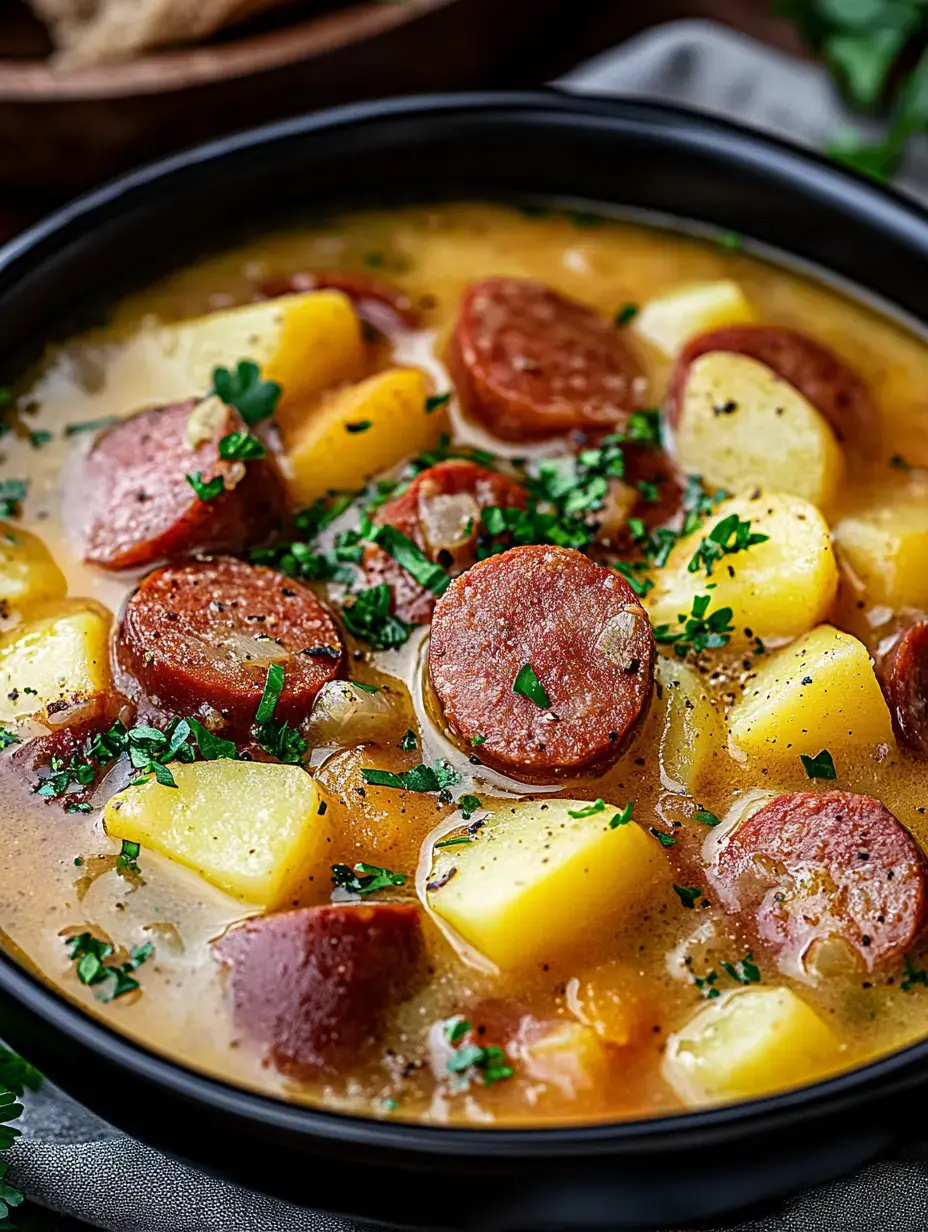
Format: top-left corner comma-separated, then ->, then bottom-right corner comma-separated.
0,0 -> 573,190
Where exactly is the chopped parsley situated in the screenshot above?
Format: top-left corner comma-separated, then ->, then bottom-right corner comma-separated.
673,884 -> 703,909
688,513 -> 769,577
65,415 -> 117,435
614,303 -> 639,326
568,799 -> 605,818
400,729 -> 417,752
425,392 -> 452,414
471,734 -> 486,747
218,431 -> 266,461
331,862 -> 406,896
609,801 -> 634,828
513,662 -> 551,708
681,475 -> 728,536
717,230 -> 743,252
613,560 -> 654,597
212,360 -> 281,426
720,952 -> 761,985
901,954 -> 928,991
361,761 -> 458,793
0,479 -> 27,519
186,717 -> 238,761
890,454 -> 913,470
653,594 -> 735,658
693,970 -> 720,999
0,728 -> 19,750
459,794 -> 482,819
255,663 -> 285,725
800,749 -> 837,780
649,826 -> 675,848
366,523 -> 449,595
435,836 -> 472,849
115,840 -> 141,877
341,584 -> 412,649
28,429 -> 52,449
445,1032 -> 513,1086
251,492 -> 360,584
64,932 -> 154,1002
185,471 -> 224,503
693,808 -> 721,827
345,421 -> 372,434
444,1016 -> 470,1045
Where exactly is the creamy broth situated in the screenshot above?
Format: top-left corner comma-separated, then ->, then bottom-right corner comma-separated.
2,201 -> 928,1125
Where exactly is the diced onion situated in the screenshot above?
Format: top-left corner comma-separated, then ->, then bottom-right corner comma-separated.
419,492 -> 480,554
307,681 -> 395,746
596,607 -> 647,668
222,634 -> 291,666
185,396 -> 226,449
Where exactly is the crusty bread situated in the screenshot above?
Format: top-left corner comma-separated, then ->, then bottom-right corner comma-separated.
31,0 -> 295,65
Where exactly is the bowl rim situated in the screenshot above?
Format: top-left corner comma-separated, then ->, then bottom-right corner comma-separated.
3,88 -> 928,1156
0,0 -> 453,101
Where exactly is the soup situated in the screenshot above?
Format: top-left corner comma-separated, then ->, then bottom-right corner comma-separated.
2,201 -> 928,1126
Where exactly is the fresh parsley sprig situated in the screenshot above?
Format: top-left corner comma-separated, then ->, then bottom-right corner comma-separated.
331,862 -> 406,896
688,513 -> 769,577
653,594 -> 735,659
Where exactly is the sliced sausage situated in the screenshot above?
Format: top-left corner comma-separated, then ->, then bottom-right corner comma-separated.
258,269 -> 420,333
711,791 -> 926,974
214,903 -> 423,1077
363,459 -> 528,624
428,544 -> 655,780
81,400 -> 287,571
881,621 -> 928,757
666,325 -> 878,449
118,557 -> 343,725
448,278 -> 640,442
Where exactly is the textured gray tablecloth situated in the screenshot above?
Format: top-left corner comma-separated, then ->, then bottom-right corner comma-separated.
10,19 -> 928,1232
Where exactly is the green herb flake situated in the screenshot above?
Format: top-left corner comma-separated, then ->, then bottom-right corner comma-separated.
717,230 -> 743,252
341,585 -> 412,650
28,429 -> 53,449
0,479 -> 27,519
0,728 -> 19,750
331,862 -> 406,896
688,513 -> 769,577
673,883 -> 703,909
218,431 -> 267,461
614,303 -> 639,327
652,593 -> 735,658
459,794 -> 482,820
367,524 -> 449,596
693,808 -> 721,827
800,749 -> 837,781
901,954 -> 928,992
568,798 -> 605,818
255,663 -> 285,725
185,471 -> 225,503
609,802 -> 634,828
720,952 -> 761,986
435,836 -> 472,849
513,662 -> 551,708
65,415 -> 118,435
400,729 -> 418,752
65,932 -> 154,1002
212,360 -> 281,427
361,761 -> 458,794
693,970 -> 720,999
471,733 -> 486,747
649,826 -> 675,848
444,1017 -> 471,1045
425,392 -> 452,414
116,839 -> 141,876
345,420 -> 372,434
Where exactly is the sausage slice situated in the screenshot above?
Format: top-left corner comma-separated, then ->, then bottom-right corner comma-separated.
667,325 -> 878,449
363,459 -> 528,624
118,557 -> 343,724
428,544 -> 655,780
214,903 -> 423,1076
449,278 -> 640,441
711,791 -> 926,974
81,400 -> 286,571
881,621 -> 928,758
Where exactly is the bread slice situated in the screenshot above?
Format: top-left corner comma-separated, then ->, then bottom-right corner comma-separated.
31,0 -> 295,65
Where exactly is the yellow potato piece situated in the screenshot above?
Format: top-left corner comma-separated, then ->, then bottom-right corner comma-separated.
646,491 -> 838,648
834,501 -> 928,610
426,798 -> 667,970
728,623 -> 893,757
104,761 -> 327,908
103,291 -> 365,422
284,367 -> 446,506
634,280 -> 756,357
662,987 -> 840,1107
655,656 -> 726,793
0,523 -> 66,613
0,601 -> 111,722
673,352 -> 844,511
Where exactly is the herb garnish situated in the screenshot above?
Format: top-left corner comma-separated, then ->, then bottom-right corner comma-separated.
218,431 -> 267,461
693,970 -> 720,999
345,421 -> 372,434
613,560 -> 654,598
0,729 -> 19,750
653,594 -> 735,658
513,663 -> 551,708
116,840 -> 141,877
361,761 -> 458,793
400,729 -> 417,752
252,665 -> 307,765
688,513 -> 769,577
568,799 -> 605,818
609,802 -> 634,828
720,952 -> 761,985
65,415 -> 118,435
65,932 -> 154,1002
367,524 -> 450,595
649,827 -> 675,848
341,585 -> 412,649
693,808 -> 721,827
256,663 -> 285,725
212,360 -> 281,426
185,471 -> 225,503
459,794 -> 482,819
673,884 -> 703,909
444,1019 -> 513,1086
425,393 -> 452,414
0,479 -> 27,519
800,749 -> 837,780
614,303 -> 639,326
331,862 -> 406,896
901,954 -> 928,991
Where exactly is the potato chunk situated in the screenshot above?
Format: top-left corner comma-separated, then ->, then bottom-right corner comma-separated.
0,524 -> 66,613
655,657 -> 726,793
834,501 -> 928,610
115,291 -> 365,421
728,623 -> 893,757
673,352 -> 844,511
0,601 -> 111,723
646,491 -> 838,648
634,280 -> 756,357
662,987 -> 839,1106
104,760 -> 327,907
426,798 -> 667,969
283,368 -> 447,506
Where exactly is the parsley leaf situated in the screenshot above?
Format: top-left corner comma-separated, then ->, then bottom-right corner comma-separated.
400,729 -> 417,752
425,392 -> 452,413
116,839 -> 141,876
65,932 -> 154,1002
345,420 -> 372,434
341,584 -> 412,649
0,729 -> 19,750
331,862 -> 406,896
218,431 -> 267,461
652,593 -> 735,658
0,479 -> 27,519
256,718 -> 307,765
800,749 -> 837,780
361,761 -> 458,793
693,808 -> 721,827
688,513 -> 769,577
568,799 -> 605,818
673,883 -> 703,909
513,662 -> 551,708
614,303 -> 639,326
901,953 -> 928,992
187,717 -> 238,761
185,471 -> 225,502
65,415 -> 118,435
609,801 -> 634,828
649,826 -> 675,847
367,524 -> 450,595
720,952 -> 761,985
212,360 -> 281,426
256,663 -> 285,724
446,1039 -> 513,1086
459,794 -> 482,819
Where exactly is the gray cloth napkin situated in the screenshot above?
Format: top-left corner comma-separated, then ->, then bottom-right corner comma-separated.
10,19 -> 928,1231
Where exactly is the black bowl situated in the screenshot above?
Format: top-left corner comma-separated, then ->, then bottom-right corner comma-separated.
2,92 -> 928,1231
